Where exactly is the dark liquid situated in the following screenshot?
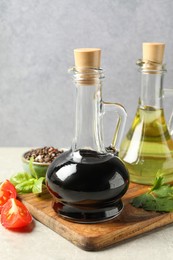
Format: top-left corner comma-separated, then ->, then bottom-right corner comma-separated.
46,149 -> 129,223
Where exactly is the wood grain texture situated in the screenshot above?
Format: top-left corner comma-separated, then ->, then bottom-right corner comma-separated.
18,183 -> 173,251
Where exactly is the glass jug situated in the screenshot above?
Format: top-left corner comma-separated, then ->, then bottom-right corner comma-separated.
119,43 -> 173,185
46,48 -> 129,223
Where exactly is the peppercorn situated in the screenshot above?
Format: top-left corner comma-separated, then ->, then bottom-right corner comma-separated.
24,147 -> 63,163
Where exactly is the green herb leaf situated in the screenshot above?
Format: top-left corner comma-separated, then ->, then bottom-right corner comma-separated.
131,193 -> 150,208
32,177 -> 45,194
131,173 -> 173,212
10,172 -> 33,186
15,179 -> 36,194
152,185 -> 173,198
10,158 -> 46,194
29,157 -> 38,179
132,194 -> 173,212
150,175 -> 163,191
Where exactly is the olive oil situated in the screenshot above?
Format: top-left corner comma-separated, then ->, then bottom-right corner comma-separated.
120,43 -> 173,185
119,106 -> 173,184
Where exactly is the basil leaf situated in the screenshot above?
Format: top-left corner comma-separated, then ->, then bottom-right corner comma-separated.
29,157 -> 37,179
32,177 -> 45,194
10,159 -> 46,194
15,179 -> 36,193
10,172 -> 33,186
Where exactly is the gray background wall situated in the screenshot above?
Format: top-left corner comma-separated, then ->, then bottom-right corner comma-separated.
0,0 -> 173,148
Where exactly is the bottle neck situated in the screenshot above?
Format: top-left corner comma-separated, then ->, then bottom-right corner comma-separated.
139,71 -> 164,108
137,59 -> 166,109
70,68 -> 105,153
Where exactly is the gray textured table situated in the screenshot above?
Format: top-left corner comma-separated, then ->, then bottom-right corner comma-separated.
0,148 -> 173,260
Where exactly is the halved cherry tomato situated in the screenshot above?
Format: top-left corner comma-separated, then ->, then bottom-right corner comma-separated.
1,198 -> 32,229
0,180 -> 17,212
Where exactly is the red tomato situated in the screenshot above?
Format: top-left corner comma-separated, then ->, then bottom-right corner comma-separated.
1,198 -> 32,229
0,180 -> 17,212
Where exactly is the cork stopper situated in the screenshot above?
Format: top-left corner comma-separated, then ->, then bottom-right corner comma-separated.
143,43 -> 165,64
74,48 -> 101,68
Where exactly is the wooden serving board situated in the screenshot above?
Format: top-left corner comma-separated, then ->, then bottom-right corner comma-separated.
18,183 -> 173,251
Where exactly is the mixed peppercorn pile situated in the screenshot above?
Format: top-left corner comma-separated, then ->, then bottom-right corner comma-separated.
24,147 -> 63,163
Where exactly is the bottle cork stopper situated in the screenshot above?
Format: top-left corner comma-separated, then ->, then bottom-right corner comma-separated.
143,43 -> 165,64
74,48 -> 101,68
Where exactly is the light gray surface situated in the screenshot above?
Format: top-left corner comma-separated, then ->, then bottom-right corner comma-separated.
0,147 -> 173,260
0,0 -> 173,147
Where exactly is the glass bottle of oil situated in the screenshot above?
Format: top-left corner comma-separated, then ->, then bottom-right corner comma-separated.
119,43 -> 173,185
46,48 -> 129,223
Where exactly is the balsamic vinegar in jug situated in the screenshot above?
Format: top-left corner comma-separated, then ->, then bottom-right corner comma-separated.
46,149 -> 129,222
46,48 -> 129,223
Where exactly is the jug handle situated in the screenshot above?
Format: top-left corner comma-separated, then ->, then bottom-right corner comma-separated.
164,88 -> 173,136
102,101 -> 127,153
